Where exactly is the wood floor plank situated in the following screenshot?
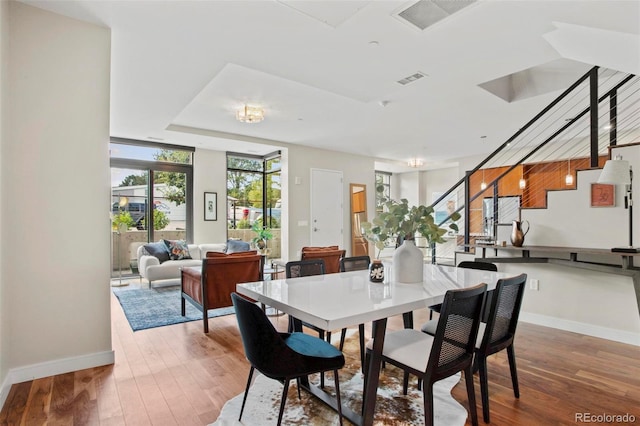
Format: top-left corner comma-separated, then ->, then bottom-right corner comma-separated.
48,372 -> 75,424
21,377 -> 51,425
1,291 -> 639,425
115,377 -> 151,425
0,381 -> 31,425
94,365 -> 124,424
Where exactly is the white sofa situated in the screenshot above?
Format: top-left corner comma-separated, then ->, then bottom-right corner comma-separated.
137,243 -> 227,285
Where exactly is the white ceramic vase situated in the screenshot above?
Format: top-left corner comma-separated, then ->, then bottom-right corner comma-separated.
392,239 -> 424,283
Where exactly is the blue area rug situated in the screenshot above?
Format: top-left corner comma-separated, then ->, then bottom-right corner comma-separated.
112,285 -> 235,331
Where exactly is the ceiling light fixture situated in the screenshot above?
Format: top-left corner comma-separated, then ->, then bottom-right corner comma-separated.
408,158 -> 424,168
236,105 -> 265,123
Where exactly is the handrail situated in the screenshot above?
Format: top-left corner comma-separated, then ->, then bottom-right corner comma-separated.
430,66 -> 601,210
426,67 -> 638,262
432,69 -> 637,227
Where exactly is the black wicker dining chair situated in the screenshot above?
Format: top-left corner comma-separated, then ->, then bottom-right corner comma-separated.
339,255 -> 371,367
428,261 -> 498,320
421,273 -> 527,423
364,283 -> 487,426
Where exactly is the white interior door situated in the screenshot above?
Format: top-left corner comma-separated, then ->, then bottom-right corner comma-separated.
310,169 -> 343,247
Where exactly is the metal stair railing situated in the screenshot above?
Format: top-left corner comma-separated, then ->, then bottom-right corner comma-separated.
429,66 -> 639,263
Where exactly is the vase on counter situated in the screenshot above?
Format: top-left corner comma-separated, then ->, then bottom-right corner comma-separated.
392,238 -> 424,283
510,220 -> 530,247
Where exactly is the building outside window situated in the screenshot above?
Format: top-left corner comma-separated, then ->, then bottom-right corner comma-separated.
375,171 -> 391,213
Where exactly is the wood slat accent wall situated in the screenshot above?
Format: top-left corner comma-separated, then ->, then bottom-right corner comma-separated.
467,156 -> 608,235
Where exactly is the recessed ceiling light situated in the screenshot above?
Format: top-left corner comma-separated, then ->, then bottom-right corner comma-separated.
480,135 -> 487,139
369,40 -> 379,47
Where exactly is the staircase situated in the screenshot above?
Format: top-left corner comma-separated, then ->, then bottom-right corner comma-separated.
429,66 -> 640,262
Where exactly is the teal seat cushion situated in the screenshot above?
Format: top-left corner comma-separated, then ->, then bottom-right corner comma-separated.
284,332 -> 343,359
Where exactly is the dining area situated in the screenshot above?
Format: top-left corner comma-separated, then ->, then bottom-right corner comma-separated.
234,258 -> 526,426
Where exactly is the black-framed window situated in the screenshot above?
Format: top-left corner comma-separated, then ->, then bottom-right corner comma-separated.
110,138 -> 194,243
226,151 -> 281,230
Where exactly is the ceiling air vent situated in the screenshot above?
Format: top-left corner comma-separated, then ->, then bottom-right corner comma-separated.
395,0 -> 477,31
397,71 -> 428,85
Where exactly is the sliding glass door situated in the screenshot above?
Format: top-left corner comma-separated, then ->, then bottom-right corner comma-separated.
110,139 -> 193,279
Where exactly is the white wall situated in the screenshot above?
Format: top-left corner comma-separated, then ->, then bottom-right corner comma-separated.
286,144 -> 376,259
516,144 -> 640,343
397,170 -> 421,206
0,0 -> 8,399
424,167 -> 460,204
193,148 -> 228,243
1,2 -> 113,403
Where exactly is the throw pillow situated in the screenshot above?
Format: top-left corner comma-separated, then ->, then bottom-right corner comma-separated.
163,239 -> 192,260
143,241 -> 170,263
226,239 -> 251,254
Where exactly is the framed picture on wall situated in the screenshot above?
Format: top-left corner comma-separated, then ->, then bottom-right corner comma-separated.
590,183 -> 615,207
204,192 -> 217,220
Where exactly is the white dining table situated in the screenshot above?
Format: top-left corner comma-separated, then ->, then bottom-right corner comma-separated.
236,263 -> 512,426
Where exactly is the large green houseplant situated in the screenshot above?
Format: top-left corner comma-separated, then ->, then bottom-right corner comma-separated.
361,192 -> 460,260
361,195 -> 459,283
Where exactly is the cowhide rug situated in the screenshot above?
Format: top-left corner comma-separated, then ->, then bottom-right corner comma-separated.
211,333 -> 468,425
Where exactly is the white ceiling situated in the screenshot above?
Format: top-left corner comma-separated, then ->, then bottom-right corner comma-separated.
22,0 -> 640,172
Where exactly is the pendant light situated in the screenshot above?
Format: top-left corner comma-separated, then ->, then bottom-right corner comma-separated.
519,166 -> 526,190
565,158 -> 574,186
480,169 -> 487,190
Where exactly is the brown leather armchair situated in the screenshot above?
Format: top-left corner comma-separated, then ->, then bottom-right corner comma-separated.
300,245 -> 346,274
181,251 -> 262,333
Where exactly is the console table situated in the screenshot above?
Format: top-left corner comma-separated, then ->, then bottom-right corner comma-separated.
461,244 -> 640,320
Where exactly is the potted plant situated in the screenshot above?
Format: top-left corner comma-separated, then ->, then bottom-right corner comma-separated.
361,194 -> 460,283
251,220 -> 273,252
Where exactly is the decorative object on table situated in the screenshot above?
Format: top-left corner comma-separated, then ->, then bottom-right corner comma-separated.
369,259 -> 384,283
393,238 -> 424,283
251,220 -> 273,254
590,183 -> 615,207
210,332 -> 467,426
204,191 -> 217,221
361,190 -> 460,283
597,154 -> 640,253
510,220 -> 529,247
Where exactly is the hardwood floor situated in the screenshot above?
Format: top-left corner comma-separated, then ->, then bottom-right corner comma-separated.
1,290 -> 639,425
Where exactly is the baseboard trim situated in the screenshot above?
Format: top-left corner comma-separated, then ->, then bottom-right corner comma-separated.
0,350 -> 115,409
520,312 -> 640,346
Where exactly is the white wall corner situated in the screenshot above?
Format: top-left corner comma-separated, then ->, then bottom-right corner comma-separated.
520,312 -> 640,347
0,373 -> 11,415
